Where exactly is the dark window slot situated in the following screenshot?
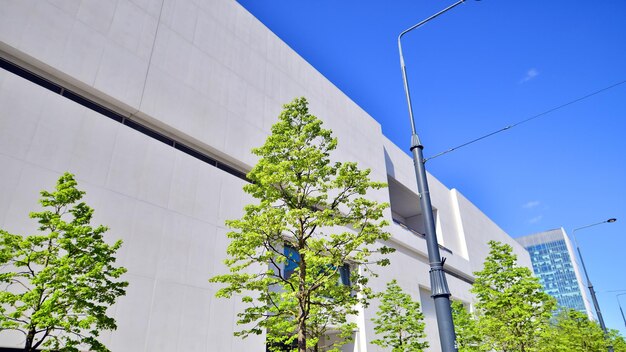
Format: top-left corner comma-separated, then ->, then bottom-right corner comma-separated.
0,56 -> 61,94
124,119 -> 174,146
217,162 -> 248,181
63,90 -> 123,123
0,57 -> 249,183
174,143 -> 218,166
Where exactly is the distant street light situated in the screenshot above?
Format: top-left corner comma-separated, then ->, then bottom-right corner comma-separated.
617,293 -> 626,330
571,218 -> 617,352
397,1 -> 470,351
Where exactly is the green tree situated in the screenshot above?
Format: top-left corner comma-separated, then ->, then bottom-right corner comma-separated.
471,240 -> 556,352
371,279 -> 428,352
0,172 -> 128,352
609,329 -> 626,352
451,300 -> 485,352
539,308 -> 607,352
210,97 -> 393,352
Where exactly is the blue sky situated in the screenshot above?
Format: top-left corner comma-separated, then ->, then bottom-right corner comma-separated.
236,0 -> 626,335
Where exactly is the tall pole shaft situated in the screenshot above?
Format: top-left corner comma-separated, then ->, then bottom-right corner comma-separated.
576,244 -> 613,352
412,140 -> 457,351
618,294 -> 626,329
397,3 -> 466,350
577,246 -> 607,330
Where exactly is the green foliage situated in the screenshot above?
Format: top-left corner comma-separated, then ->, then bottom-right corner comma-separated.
609,329 -> 626,352
538,308 -> 607,352
454,241 -> 617,352
471,240 -> 556,352
451,301 -> 485,352
371,279 -> 428,352
209,97 -> 393,352
0,172 -> 128,352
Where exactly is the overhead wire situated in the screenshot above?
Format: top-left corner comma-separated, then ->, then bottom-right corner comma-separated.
425,79 -> 626,162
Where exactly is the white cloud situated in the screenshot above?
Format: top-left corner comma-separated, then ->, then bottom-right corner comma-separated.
528,215 -> 543,224
520,68 -> 539,83
522,200 -> 540,209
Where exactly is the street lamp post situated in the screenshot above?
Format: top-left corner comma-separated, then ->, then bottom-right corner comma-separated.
571,218 -> 617,352
617,293 -> 626,330
397,1 -> 469,351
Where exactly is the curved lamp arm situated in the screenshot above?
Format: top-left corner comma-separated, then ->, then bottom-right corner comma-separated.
397,0 -> 467,136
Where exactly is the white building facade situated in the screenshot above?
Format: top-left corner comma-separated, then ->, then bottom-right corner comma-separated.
0,0 -> 532,351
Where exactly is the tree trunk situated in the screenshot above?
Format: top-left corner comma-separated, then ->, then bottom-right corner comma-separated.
298,237 -> 307,352
298,322 -> 307,352
24,327 -> 35,352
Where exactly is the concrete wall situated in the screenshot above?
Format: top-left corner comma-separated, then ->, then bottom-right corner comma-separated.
0,0 -> 531,351
453,189 -> 532,272
0,69 -> 260,351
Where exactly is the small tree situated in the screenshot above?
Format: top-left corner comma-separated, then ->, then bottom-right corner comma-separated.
472,240 -> 556,352
609,329 -> 626,352
539,308 -> 607,352
210,97 -> 393,352
371,279 -> 428,352
0,173 -> 128,352
451,301 -> 485,352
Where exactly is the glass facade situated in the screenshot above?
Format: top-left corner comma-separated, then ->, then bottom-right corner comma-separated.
516,229 -> 591,316
526,239 -> 586,312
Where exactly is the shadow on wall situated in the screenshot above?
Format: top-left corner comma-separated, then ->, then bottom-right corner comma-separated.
383,147 -> 395,178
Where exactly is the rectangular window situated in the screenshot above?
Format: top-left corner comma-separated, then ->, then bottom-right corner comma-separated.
339,263 -> 351,286
284,244 -> 301,279
283,244 -> 351,287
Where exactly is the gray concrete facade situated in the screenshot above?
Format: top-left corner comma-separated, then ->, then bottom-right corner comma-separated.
0,0 -> 532,351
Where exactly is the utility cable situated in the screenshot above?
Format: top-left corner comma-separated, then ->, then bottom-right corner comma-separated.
599,289 -> 626,294
425,79 -> 626,162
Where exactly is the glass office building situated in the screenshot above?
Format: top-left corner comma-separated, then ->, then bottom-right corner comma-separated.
516,228 -> 593,318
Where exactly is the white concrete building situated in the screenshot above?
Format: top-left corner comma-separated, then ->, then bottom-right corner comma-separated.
0,0 -> 532,351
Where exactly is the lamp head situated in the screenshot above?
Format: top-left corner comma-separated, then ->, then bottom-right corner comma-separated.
608,218 -> 617,223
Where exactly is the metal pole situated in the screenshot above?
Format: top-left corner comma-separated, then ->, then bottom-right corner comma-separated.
397,1 -> 466,351
617,293 -> 626,329
571,218 -> 617,352
575,245 -> 608,332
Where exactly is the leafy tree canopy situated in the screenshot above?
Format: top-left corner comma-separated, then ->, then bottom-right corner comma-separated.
210,97 -> 393,352
0,172 -> 128,352
609,329 -> 626,352
471,240 -> 556,352
451,300 -> 485,352
539,308 -> 607,352
371,279 -> 428,352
